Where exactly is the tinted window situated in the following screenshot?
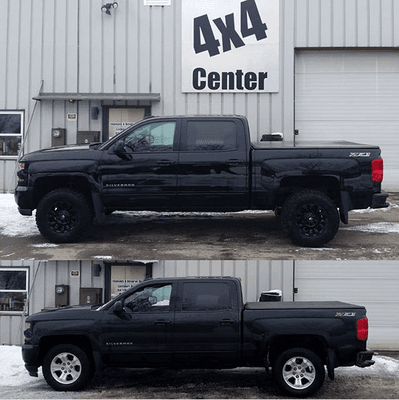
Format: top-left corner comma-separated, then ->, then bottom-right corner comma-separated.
181,282 -> 231,311
125,122 -> 176,152
186,121 -> 237,151
123,284 -> 172,313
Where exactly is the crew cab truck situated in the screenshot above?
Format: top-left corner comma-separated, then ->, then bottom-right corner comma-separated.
22,276 -> 374,397
15,115 -> 388,246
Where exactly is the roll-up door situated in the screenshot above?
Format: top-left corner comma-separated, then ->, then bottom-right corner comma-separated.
294,261 -> 399,351
295,49 -> 399,189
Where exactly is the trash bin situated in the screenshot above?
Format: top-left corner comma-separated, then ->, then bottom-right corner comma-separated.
259,289 -> 282,302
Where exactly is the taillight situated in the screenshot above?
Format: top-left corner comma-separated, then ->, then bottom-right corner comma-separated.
357,317 -> 369,341
372,158 -> 383,182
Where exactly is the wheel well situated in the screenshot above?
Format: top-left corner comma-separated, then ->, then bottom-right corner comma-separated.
33,176 -> 94,209
38,335 -> 94,366
277,176 -> 340,207
268,335 -> 328,366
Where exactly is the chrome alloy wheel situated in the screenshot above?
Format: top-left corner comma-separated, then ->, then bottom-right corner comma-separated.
282,356 -> 316,390
50,351 -> 82,385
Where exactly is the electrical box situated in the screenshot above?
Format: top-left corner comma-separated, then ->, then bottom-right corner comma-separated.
51,128 -> 66,147
55,284 -> 70,307
77,131 -> 100,145
79,288 -> 103,305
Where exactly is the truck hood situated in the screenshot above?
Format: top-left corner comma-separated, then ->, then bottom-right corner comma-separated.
27,305 -> 100,322
20,144 -> 102,162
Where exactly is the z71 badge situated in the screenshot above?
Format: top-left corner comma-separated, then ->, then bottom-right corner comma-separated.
349,152 -> 371,157
335,312 -> 356,317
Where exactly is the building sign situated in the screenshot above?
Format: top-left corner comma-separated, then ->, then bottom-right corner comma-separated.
182,0 -> 279,93
112,279 -> 142,294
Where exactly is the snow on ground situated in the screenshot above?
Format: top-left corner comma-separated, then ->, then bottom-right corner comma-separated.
1,193 -> 398,239
0,345 -> 397,389
0,194 -> 39,237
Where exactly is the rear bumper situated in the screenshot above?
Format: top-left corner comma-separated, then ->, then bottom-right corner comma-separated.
356,350 -> 375,368
371,190 -> 389,209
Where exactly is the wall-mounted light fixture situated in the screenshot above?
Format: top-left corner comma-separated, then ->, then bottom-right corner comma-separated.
101,2 -> 118,15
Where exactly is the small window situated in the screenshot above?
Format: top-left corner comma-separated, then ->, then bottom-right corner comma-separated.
125,122 -> 176,152
186,121 -> 237,151
124,284 -> 172,313
181,282 -> 231,311
0,268 -> 28,313
0,111 -> 24,157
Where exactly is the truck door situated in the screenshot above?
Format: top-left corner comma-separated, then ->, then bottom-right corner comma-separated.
99,119 -> 180,209
100,282 -> 175,367
172,280 -> 241,367
177,118 -> 249,210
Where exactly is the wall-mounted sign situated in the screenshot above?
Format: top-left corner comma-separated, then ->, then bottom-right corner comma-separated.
70,270 -> 80,278
67,113 -> 77,121
182,0 -> 279,93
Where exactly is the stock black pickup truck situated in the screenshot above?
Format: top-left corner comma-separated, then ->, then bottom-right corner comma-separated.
22,276 -> 374,396
15,115 -> 388,246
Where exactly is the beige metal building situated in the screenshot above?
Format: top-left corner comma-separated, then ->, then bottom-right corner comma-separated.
1,259 -> 398,351
0,0 -> 398,190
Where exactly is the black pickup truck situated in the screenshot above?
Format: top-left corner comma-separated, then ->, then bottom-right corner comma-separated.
15,115 -> 388,246
22,276 -> 374,396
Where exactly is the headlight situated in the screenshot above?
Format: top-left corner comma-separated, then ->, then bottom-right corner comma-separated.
24,322 -> 33,340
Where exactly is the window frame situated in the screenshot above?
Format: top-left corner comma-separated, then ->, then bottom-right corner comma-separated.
0,110 -> 24,159
0,267 -> 29,315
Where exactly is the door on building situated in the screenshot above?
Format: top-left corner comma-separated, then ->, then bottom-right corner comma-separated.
100,280 -> 176,367
103,107 -> 148,141
294,261 -> 399,351
295,49 -> 399,188
172,280 -> 241,366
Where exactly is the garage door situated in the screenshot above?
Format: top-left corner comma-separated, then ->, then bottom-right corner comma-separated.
295,49 -> 399,189
294,261 -> 399,351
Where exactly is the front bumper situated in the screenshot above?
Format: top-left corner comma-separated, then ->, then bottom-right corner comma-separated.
356,350 -> 375,368
14,186 -> 34,215
371,190 -> 389,209
22,344 -> 40,377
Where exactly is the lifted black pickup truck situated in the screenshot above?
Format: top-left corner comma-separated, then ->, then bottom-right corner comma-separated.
22,276 -> 374,396
15,115 -> 388,246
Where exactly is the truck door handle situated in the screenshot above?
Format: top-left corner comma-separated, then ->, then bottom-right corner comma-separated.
219,319 -> 236,325
153,319 -> 172,325
226,159 -> 243,166
157,160 -> 176,166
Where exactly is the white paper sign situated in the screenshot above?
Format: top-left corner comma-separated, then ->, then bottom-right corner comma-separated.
182,0 -> 279,93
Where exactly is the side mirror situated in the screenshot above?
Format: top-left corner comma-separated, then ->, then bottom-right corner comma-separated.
109,300 -> 131,320
110,140 -> 132,160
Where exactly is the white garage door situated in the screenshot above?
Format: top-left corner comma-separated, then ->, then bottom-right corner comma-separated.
295,49 -> 399,189
294,261 -> 399,351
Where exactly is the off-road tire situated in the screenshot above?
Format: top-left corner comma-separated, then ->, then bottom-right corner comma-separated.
273,348 -> 325,397
42,344 -> 91,391
280,190 -> 339,247
36,188 -> 92,243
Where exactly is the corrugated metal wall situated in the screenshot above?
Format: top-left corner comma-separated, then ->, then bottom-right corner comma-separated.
155,260 -> 294,303
2,0 -> 399,191
0,260 -> 104,345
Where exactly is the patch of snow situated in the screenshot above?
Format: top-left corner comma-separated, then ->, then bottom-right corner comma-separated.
0,194 -> 39,237
93,255 -> 113,260
342,222 -> 399,234
29,243 -> 59,248
352,202 -> 398,213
